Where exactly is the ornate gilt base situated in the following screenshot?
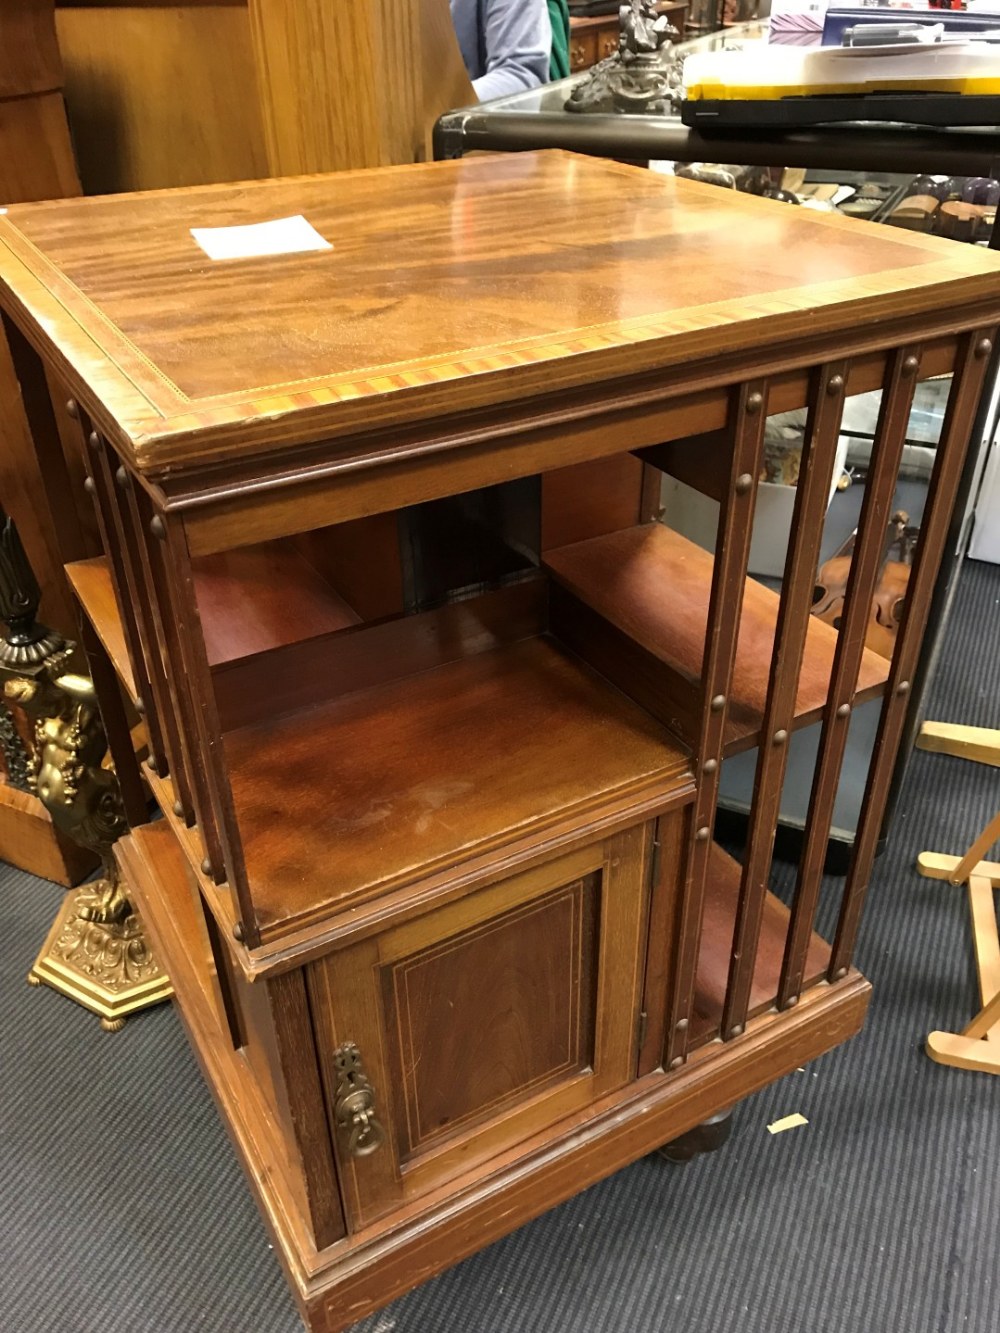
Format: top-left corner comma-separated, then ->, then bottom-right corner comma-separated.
28,881 -> 172,1030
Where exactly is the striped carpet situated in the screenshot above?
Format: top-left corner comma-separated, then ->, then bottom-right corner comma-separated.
2,558 -> 999,1333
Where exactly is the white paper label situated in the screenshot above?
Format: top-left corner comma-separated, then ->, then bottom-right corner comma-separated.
190,215 -> 332,261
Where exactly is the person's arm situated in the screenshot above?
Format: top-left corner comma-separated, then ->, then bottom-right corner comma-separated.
474,0 -> 552,101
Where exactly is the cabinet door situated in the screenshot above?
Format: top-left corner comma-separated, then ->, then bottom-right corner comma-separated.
309,825 -> 653,1229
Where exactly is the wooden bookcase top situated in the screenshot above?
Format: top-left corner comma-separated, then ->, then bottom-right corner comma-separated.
2,151 -> 999,477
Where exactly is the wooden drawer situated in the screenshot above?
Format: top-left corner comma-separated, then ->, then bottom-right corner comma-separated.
308,824 -> 656,1229
595,22 -> 619,63
570,29 -> 597,72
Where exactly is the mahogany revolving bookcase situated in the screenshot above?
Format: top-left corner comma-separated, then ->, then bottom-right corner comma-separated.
0,152 -> 997,1332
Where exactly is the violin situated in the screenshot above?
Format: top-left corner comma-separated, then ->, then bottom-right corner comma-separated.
812,510 -> 916,661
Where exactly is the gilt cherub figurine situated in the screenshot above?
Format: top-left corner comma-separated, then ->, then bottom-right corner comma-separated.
0,505 -> 129,923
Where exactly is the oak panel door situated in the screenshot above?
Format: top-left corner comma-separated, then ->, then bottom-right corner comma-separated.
309,825 -> 653,1228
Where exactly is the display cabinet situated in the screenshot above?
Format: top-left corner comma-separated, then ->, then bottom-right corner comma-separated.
1,152 -> 997,1332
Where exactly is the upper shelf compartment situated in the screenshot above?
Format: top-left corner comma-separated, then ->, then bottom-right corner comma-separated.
66,540 -> 362,707
544,523 -> 889,756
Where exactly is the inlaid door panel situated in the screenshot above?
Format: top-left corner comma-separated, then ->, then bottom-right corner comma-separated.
309,825 -> 653,1229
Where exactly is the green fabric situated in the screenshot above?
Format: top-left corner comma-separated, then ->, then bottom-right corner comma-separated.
548,0 -> 571,80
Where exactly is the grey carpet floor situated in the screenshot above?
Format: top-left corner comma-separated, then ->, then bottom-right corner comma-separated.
3,558 -> 1000,1333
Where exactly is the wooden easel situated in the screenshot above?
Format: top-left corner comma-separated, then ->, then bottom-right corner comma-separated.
917,722 -> 1000,1074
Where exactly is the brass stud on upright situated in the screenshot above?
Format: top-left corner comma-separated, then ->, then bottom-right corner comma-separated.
902,354 -> 920,376
734,473 -> 754,495
702,758 -> 718,774
896,680 -> 911,697
710,694 -> 726,713
172,799 -> 184,817
201,858 -> 212,876
695,826 -> 710,842
66,399 -> 78,419
675,1018 -> 689,1032
773,729 -> 788,746
836,702 -> 851,719
975,337 -> 993,359
745,392 -> 763,415
827,374 -> 844,396
88,430 -> 101,449
669,1056 -> 684,1070
83,476 -> 96,496
150,515 -> 166,540
115,465 -> 129,491
233,922 -> 245,944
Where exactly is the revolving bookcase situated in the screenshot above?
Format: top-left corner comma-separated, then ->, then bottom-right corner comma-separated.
0,152 -> 997,1332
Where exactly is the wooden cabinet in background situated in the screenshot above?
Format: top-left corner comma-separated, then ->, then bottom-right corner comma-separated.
1,153 -> 997,1331
0,0 -> 80,204
53,0 -> 476,194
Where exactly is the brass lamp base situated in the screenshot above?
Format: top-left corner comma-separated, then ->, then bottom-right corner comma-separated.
28,882 -> 172,1031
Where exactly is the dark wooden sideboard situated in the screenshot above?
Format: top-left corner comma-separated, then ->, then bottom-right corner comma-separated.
0,152 -> 997,1331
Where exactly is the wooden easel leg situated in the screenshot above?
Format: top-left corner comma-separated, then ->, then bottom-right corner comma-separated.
926,874 -> 1000,1074
916,721 -> 1000,767
927,999 -> 1000,1072
916,851 -> 1000,886
917,809 -> 1000,887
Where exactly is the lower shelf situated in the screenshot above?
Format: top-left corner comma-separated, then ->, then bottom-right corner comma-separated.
692,843 -> 831,1045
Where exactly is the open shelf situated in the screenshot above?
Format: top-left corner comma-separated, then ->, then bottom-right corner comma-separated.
224,635 -> 694,940
66,540 -> 362,705
66,557 -> 138,701
691,842 -> 830,1046
192,541 -> 361,663
544,523 -> 889,756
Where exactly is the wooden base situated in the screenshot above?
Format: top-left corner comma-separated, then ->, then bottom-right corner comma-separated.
657,1107 -> 734,1164
121,825 -> 870,1333
0,780 -> 97,886
28,881 -> 172,1031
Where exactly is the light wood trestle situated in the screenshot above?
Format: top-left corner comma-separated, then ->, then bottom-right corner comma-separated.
918,722 -> 1000,1075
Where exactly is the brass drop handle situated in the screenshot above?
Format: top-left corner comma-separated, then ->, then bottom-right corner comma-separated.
332,1043 -> 385,1158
